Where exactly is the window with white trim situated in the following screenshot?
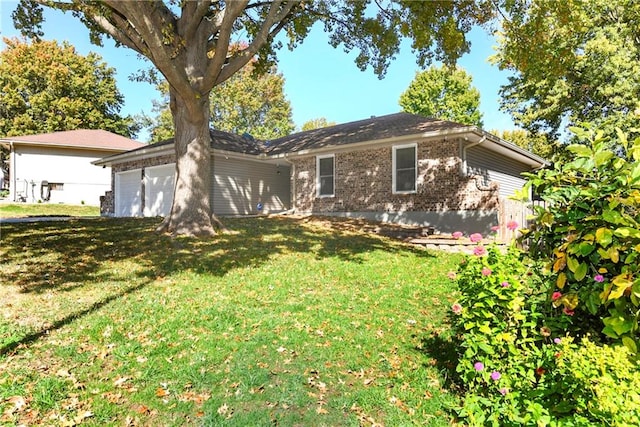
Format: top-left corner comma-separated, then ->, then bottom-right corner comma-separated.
316,154 -> 335,197
392,144 -> 417,193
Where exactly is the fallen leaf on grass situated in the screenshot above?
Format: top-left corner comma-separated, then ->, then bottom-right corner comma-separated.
4,395 -> 27,413
155,387 -> 170,397
133,404 -> 150,415
217,403 -> 233,419
113,376 -> 130,388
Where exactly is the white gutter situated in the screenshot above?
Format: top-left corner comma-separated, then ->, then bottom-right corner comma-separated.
93,142 -> 173,166
267,126 -> 477,159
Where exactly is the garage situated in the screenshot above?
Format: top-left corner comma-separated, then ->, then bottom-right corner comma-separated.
144,164 -> 175,217
115,169 -> 142,217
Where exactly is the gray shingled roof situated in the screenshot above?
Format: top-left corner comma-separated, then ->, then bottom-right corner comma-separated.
265,112 -> 469,155
94,112 -> 548,168
144,113 -> 467,156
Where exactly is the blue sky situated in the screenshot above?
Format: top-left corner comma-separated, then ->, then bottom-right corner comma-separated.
0,2 -> 516,141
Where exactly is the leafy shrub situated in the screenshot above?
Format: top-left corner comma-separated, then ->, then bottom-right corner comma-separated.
551,337 -> 640,425
518,128 -> 640,352
451,241 -> 640,425
451,242 -> 558,425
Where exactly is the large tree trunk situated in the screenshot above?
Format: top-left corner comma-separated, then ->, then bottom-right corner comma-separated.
157,89 -> 216,237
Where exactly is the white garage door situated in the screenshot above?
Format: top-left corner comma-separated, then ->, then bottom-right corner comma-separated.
144,164 -> 175,217
115,169 -> 142,217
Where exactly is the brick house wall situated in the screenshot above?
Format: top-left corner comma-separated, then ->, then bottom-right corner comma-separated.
290,137 -> 499,216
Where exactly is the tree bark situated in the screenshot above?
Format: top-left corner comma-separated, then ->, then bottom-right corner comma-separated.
156,88 -> 216,237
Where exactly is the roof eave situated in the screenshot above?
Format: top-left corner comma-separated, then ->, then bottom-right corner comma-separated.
473,130 -> 549,169
0,138 -> 141,152
93,143 -> 173,166
273,126 -> 478,158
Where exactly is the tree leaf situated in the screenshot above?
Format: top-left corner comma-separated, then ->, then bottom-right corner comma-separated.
622,336 -> 638,354
594,150 -> 614,167
566,256 -> 579,273
556,272 -> 567,289
566,144 -> 592,157
614,227 -> 640,239
574,262 -> 588,281
595,228 -> 613,247
602,209 -> 624,225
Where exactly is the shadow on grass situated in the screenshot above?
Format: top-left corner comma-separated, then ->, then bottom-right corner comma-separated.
418,331 -> 462,391
0,215 -> 435,354
0,279 -> 151,356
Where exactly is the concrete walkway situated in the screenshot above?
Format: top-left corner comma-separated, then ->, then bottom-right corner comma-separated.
0,216 -> 101,224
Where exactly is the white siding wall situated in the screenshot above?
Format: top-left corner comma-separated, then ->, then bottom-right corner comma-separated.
211,156 -> 291,215
115,169 -> 142,217
144,164 -> 175,217
11,146 -> 113,205
466,145 -> 528,198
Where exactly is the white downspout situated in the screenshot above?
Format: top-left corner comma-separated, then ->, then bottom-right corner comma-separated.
282,154 -> 296,214
9,141 -> 16,202
460,135 -> 486,176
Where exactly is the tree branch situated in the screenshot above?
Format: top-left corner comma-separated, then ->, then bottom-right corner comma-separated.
203,0 -> 250,89
179,0 -> 216,42
214,1 -> 297,85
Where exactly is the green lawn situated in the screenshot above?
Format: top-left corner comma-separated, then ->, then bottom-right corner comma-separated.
0,216 -> 462,426
0,203 -> 99,218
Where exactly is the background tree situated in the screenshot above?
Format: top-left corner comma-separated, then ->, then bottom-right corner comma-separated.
491,129 -> 555,159
492,0 -> 640,142
0,38 -> 138,138
149,62 -> 294,143
301,117 -> 337,131
398,65 -> 483,127
14,0 -> 495,236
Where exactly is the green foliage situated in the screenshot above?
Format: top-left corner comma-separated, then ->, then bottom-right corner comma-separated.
493,0 -> 640,140
551,337 -> 640,425
149,63 -> 294,142
519,127 -> 640,352
0,38 -> 138,138
301,117 -> 337,132
451,244 -> 557,425
491,129 -> 555,159
451,241 -> 640,425
399,65 -> 483,127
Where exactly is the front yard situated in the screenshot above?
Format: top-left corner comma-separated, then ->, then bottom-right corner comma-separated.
0,216 -> 462,426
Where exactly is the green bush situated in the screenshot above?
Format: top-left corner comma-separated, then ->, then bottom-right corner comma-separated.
451,242 -> 640,425
518,127 -> 640,353
551,337 -> 640,425
451,242 -> 558,425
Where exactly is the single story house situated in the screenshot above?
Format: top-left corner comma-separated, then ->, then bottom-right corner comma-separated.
94,113 -> 547,235
0,129 -> 145,206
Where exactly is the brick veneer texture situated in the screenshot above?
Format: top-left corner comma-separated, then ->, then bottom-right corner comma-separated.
291,138 -> 499,214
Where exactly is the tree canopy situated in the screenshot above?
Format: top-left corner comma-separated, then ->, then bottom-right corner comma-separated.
301,117 -> 337,131
13,0 -> 496,236
0,37 -> 138,138
398,65 -> 483,127
492,0 -> 640,141
149,63 -> 294,143
491,129 -> 555,159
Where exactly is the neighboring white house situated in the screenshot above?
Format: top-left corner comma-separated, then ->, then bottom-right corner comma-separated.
0,130 -> 144,206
